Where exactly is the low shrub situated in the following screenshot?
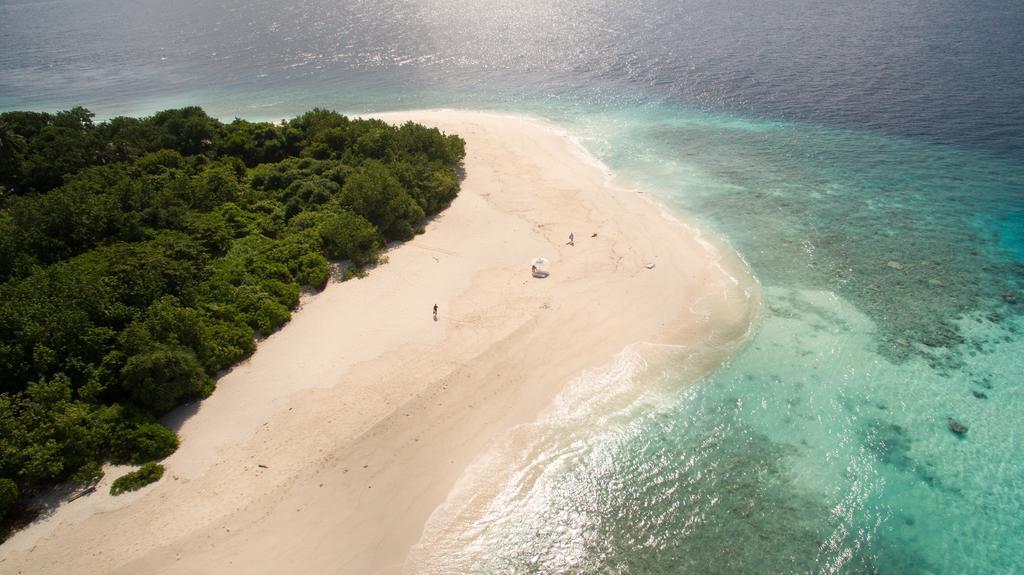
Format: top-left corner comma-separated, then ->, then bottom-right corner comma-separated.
110,462 -> 164,495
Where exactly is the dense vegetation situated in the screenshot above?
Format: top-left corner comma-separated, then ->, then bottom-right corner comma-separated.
0,106 -> 465,527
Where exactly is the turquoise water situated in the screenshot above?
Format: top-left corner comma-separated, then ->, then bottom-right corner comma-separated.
4,0 -> 1024,571
412,291 -> 1024,573
403,106 -> 1024,574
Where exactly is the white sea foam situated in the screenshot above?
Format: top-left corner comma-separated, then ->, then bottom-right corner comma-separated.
406,339 -> 734,573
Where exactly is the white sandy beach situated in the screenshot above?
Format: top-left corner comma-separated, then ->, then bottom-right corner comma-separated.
0,111 -> 758,575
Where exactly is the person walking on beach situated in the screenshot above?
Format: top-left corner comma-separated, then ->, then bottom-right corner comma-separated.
433,303 -> 438,321
568,232 -> 575,246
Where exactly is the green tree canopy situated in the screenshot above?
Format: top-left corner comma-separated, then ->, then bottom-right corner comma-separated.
0,105 -> 465,530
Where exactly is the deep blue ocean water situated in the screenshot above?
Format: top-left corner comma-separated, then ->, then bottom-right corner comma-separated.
2,0 -> 1023,572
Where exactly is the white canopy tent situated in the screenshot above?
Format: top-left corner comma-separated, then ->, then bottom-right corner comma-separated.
531,257 -> 550,278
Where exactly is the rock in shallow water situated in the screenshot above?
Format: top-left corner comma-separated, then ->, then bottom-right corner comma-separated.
948,417 -> 968,435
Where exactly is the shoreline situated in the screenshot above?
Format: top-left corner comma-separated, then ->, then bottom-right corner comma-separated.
0,110 -> 759,574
